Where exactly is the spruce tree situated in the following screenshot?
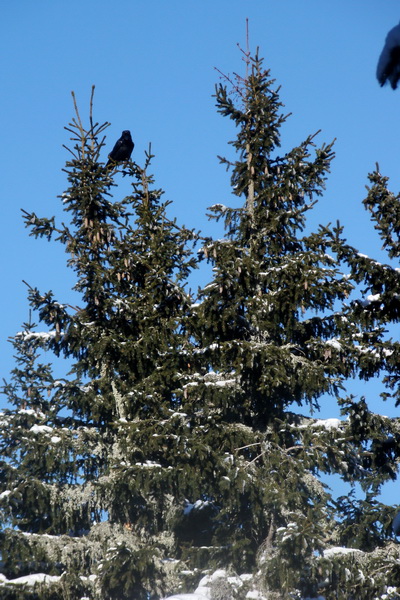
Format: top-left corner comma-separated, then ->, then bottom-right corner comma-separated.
172,52 -> 400,599
1,50 -> 400,600
0,89 -> 198,600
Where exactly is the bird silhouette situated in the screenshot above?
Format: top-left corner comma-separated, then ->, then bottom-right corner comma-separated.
377,22 -> 400,89
106,130 -> 134,167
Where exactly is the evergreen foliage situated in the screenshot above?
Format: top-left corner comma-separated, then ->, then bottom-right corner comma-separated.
1,51 -> 400,600
0,88 -> 198,600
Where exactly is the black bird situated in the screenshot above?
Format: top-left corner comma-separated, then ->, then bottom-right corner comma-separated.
106,130 -> 134,167
377,22 -> 400,89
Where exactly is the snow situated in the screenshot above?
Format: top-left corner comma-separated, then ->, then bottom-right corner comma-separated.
162,570 -> 219,600
381,588 -> 399,600
209,203 -> 228,212
162,570 -> 262,600
183,499 -> 210,515
183,381 -> 199,389
20,531 -> 59,540
0,490 -> 11,500
366,293 -> 381,303
286,522 -> 297,528
134,460 -> 162,468
192,343 -> 219,354
313,418 -> 342,431
30,424 -> 53,434
169,411 -> 188,418
323,546 -> 363,557
382,348 -> 394,357
359,294 -> 382,307
163,595 -> 208,600
296,417 -> 343,432
325,338 -> 342,351
204,378 -> 236,388
16,330 -> 58,341
0,573 -> 61,587
19,408 -> 45,417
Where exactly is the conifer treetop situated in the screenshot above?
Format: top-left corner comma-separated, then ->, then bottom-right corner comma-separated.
1,49 -> 400,600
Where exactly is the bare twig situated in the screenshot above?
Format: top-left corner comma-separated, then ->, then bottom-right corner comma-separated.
234,442 -> 263,452
237,18 -> 251,80
214,66 -> 246,100
89,85 -> 95,138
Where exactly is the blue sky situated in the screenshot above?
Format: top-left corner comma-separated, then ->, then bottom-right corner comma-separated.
1,2 -> 400,499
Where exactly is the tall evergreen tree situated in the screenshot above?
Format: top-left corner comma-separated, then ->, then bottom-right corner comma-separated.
0,89 -> 199,600
172,52 -> 400,599
1,51 -> 400,600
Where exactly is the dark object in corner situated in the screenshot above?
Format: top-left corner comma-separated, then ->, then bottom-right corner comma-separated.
377,23 -> 400,89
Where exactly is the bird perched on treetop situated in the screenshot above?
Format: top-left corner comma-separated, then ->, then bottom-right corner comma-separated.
106,130 -> 134,168
377,22 -> 400,89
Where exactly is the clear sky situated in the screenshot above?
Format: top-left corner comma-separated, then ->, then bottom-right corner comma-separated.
1,1 -> 400,500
